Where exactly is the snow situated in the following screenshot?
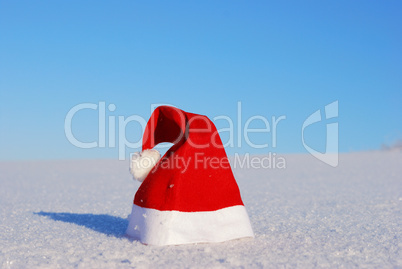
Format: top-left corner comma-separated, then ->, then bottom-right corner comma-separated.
0,151 -> 401,268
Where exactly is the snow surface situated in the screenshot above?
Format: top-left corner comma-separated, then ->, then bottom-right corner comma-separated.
0,151 -> 401,268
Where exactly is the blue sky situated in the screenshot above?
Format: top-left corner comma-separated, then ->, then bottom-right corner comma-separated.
0,1 -> 401,160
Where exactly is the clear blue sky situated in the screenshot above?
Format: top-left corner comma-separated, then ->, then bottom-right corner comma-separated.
0,1 -> 401,160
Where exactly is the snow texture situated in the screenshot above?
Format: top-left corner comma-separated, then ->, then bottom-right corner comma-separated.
0,151 -> 401,268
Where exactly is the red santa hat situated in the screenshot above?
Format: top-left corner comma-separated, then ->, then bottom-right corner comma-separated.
126,106 -> 254,245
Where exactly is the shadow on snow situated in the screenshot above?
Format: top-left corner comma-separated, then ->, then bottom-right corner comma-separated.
35,211 -> 129,238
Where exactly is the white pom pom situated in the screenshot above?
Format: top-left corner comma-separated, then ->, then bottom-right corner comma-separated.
130,149 -> 161,182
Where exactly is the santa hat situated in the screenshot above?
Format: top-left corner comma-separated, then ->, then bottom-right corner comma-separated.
126,106 -> 254,246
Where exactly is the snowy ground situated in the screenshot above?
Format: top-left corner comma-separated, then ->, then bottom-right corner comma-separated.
0,151 -> 401,268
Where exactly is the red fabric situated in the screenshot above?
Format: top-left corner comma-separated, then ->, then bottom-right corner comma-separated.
134,106 -> 244,212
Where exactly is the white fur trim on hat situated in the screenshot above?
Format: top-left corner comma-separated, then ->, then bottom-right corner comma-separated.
126,204 -> 254,246
130,149 -> 161,182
